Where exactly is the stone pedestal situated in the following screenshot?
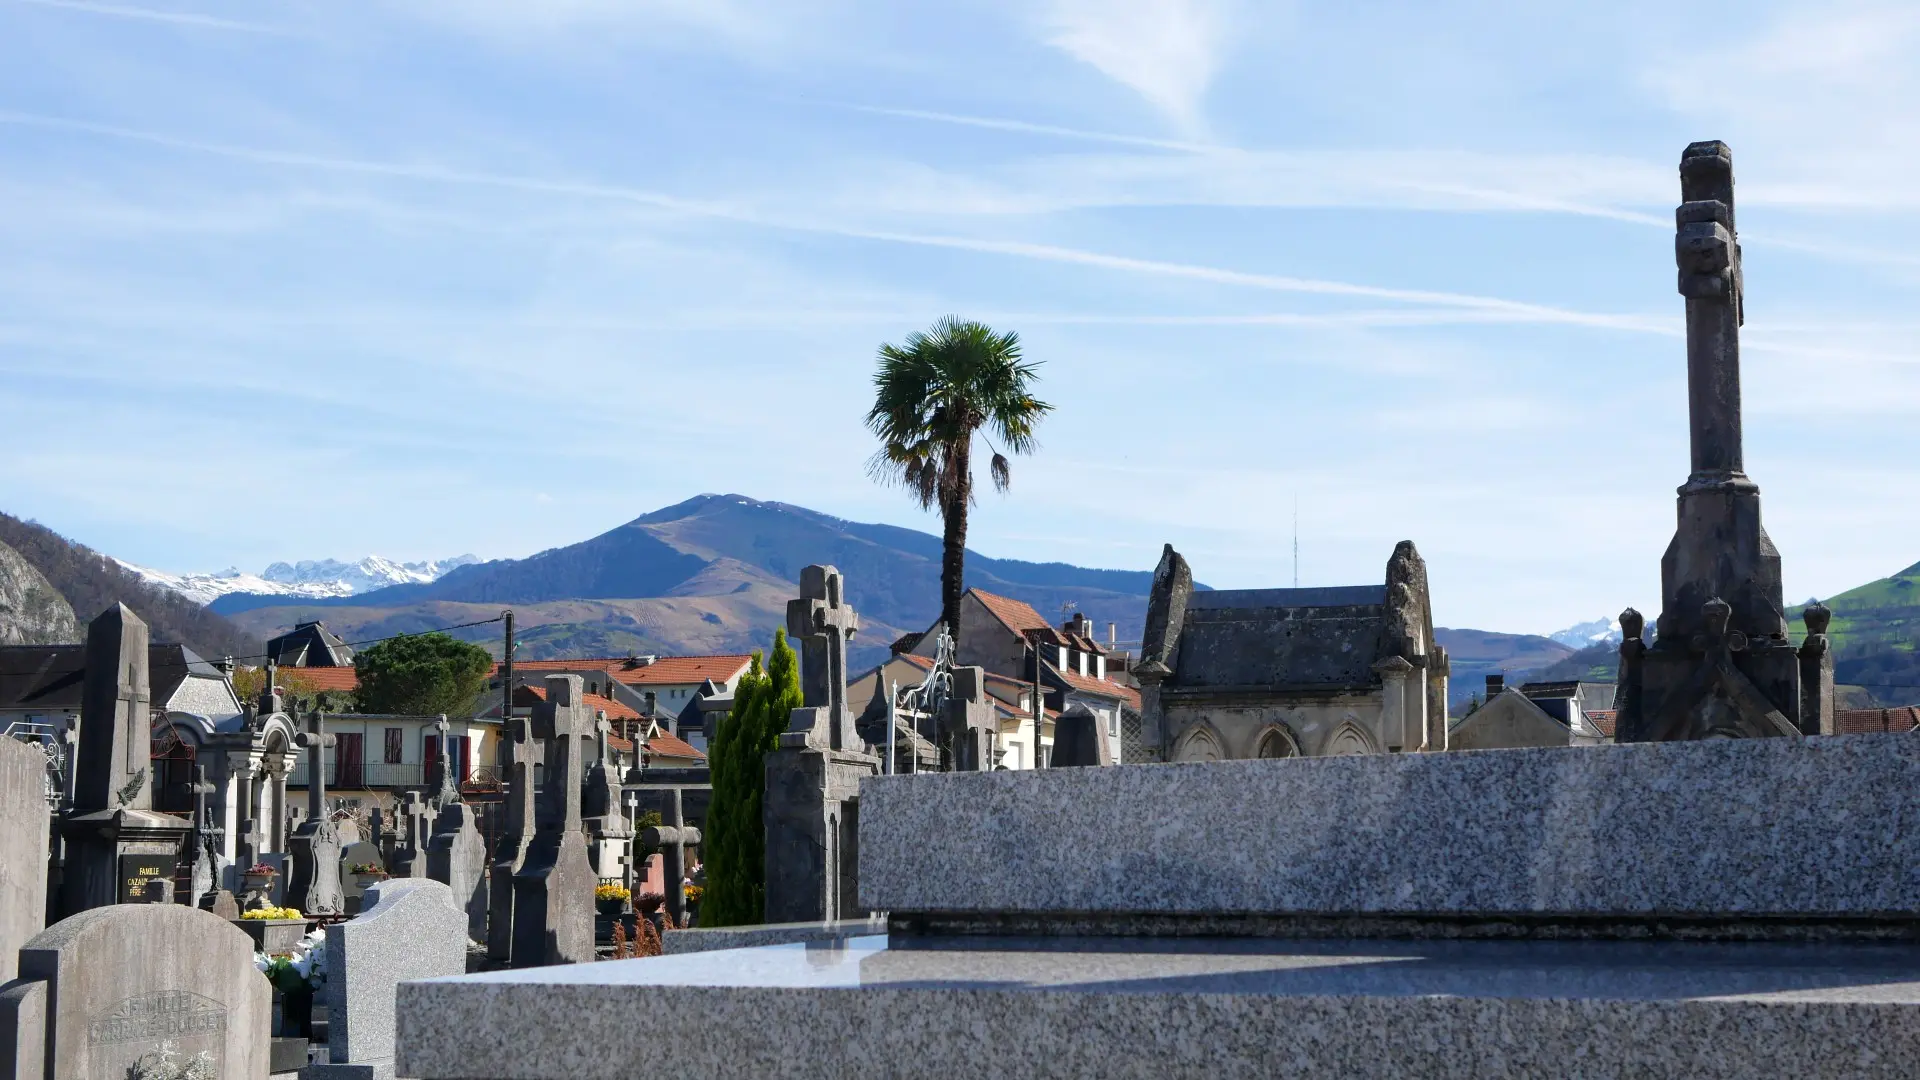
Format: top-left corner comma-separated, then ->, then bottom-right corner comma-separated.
763,747 -> 877,925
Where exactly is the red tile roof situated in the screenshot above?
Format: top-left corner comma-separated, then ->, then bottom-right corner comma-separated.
1584,710 -> 1617,737
515,684 -> 640,722
645,732 -> 705,761
280,667 -> 359,693
1052,665 -> 1141,710
971,590 -> 1051,635
1834,706 -> 1920,735
499,655 -> 751,687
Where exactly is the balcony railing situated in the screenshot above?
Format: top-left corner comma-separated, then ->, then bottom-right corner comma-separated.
287,762 -> 426,789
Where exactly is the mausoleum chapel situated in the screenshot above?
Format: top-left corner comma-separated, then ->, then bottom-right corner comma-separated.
0,136 -> 1914,1080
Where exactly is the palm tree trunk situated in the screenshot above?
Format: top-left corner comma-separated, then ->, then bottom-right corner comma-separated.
940,440 -> 972,640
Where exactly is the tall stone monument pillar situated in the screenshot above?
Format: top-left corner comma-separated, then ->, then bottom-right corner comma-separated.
764,565 -> 881,924
57,605 -> 191,916
1615,141 -> 1831,742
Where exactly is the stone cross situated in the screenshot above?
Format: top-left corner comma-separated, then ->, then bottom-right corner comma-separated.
75,603 -> 152,812
596,713 -> 613,768
542,681 -> 588,835
785,564 -> 860,750
298,710 -> 336,818
640,787 -> 701,928
187,764 -> 222,902
1675,140 -> 1747,490
189,764 -> 219,846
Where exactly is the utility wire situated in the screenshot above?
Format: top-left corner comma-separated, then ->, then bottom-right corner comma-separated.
7,615 -> 511,677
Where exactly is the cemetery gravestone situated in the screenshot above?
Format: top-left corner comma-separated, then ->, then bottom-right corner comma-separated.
510,675 -> 597,968
424,798 -> 488,943
307,879 -> 467,1080
485,714 -> 539,963
286,711 -> 345,916
1048,702 -> 1114,768
58,605 -> 191,916
0,733 -> 49,984
339,840 -> 386,915
638,790 -> 700,928
765,566 -> 880,924
4,904 -> 268,1080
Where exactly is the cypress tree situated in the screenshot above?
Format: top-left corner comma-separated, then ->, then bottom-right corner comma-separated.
700,628 -> 805,927
702,651 -> 762,927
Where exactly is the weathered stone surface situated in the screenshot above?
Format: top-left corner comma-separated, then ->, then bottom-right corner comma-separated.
861,735 -> 1920,927
0,732 -> 48,984
425,802 -> 488,942
396,935 -> 1920,1079
59,604 -> 191,917
312,879 -> 467,1077
510,675 -> 596,968
1047,702 -> 1112,767
287,710 -> 346,916
1618,141 -> 1829,742
486,713 -> 539,963
0,979 -> 47,1080
1137,543 -> 1447,762
766,566 -> 880,925
14,904 -> 269,1080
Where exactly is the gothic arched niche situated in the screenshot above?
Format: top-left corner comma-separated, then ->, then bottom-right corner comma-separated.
1173,725 -> 1224,763
1323,720 -> 1376,757
1256,726 -> 1298,759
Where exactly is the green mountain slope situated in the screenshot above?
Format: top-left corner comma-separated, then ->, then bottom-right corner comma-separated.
0,512 -> 259,661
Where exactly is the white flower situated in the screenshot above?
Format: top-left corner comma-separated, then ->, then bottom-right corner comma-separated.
253,952 -> 271,974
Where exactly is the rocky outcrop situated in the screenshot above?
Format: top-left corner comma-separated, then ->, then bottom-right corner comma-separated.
0,539 -> 77,644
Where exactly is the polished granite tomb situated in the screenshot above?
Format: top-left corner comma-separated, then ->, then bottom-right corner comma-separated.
397,735 -> 1920,1078
398,934 -> 1920,1079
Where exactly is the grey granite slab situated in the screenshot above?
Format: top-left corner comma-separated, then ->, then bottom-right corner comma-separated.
664,917 -> 889,955
862,734 -> 1920,924
396,935 -> 1920,1078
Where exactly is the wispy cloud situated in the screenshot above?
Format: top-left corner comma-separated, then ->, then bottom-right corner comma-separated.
6,0 -> 298,34
1040,0 -> 1233,132
0,108 -> 1665,332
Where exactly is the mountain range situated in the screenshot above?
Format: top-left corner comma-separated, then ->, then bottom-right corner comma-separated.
116,554 -> 479,606
207,495 -> 1173,670
9,495 -> 1917,709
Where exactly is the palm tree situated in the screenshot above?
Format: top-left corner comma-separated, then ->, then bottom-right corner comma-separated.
866,316 -> 1052,639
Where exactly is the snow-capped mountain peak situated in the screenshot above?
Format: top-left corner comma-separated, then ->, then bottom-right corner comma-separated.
1547,617 -> 1623,649
118,554 -> 479,607
260,555 -> 478,594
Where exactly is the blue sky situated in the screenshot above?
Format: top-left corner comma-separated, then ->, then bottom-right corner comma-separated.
3,0 -> 1917,635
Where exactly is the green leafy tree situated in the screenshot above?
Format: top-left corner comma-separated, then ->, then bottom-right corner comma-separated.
352,633 -> 494,717
866,316 -> 1051,638
702,629 -> 804,926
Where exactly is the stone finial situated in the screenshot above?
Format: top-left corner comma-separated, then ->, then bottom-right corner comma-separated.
1802,602 -> 1832,637
1620,608 -> 1645,643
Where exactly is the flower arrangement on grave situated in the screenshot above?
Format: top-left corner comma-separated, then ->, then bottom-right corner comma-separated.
253,927 -> 328,994
683,883 -> 704,905
595,882 -> 630,914
347,862 -> 387,881
240,905 -> 304,921
244,863 -> 279,876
